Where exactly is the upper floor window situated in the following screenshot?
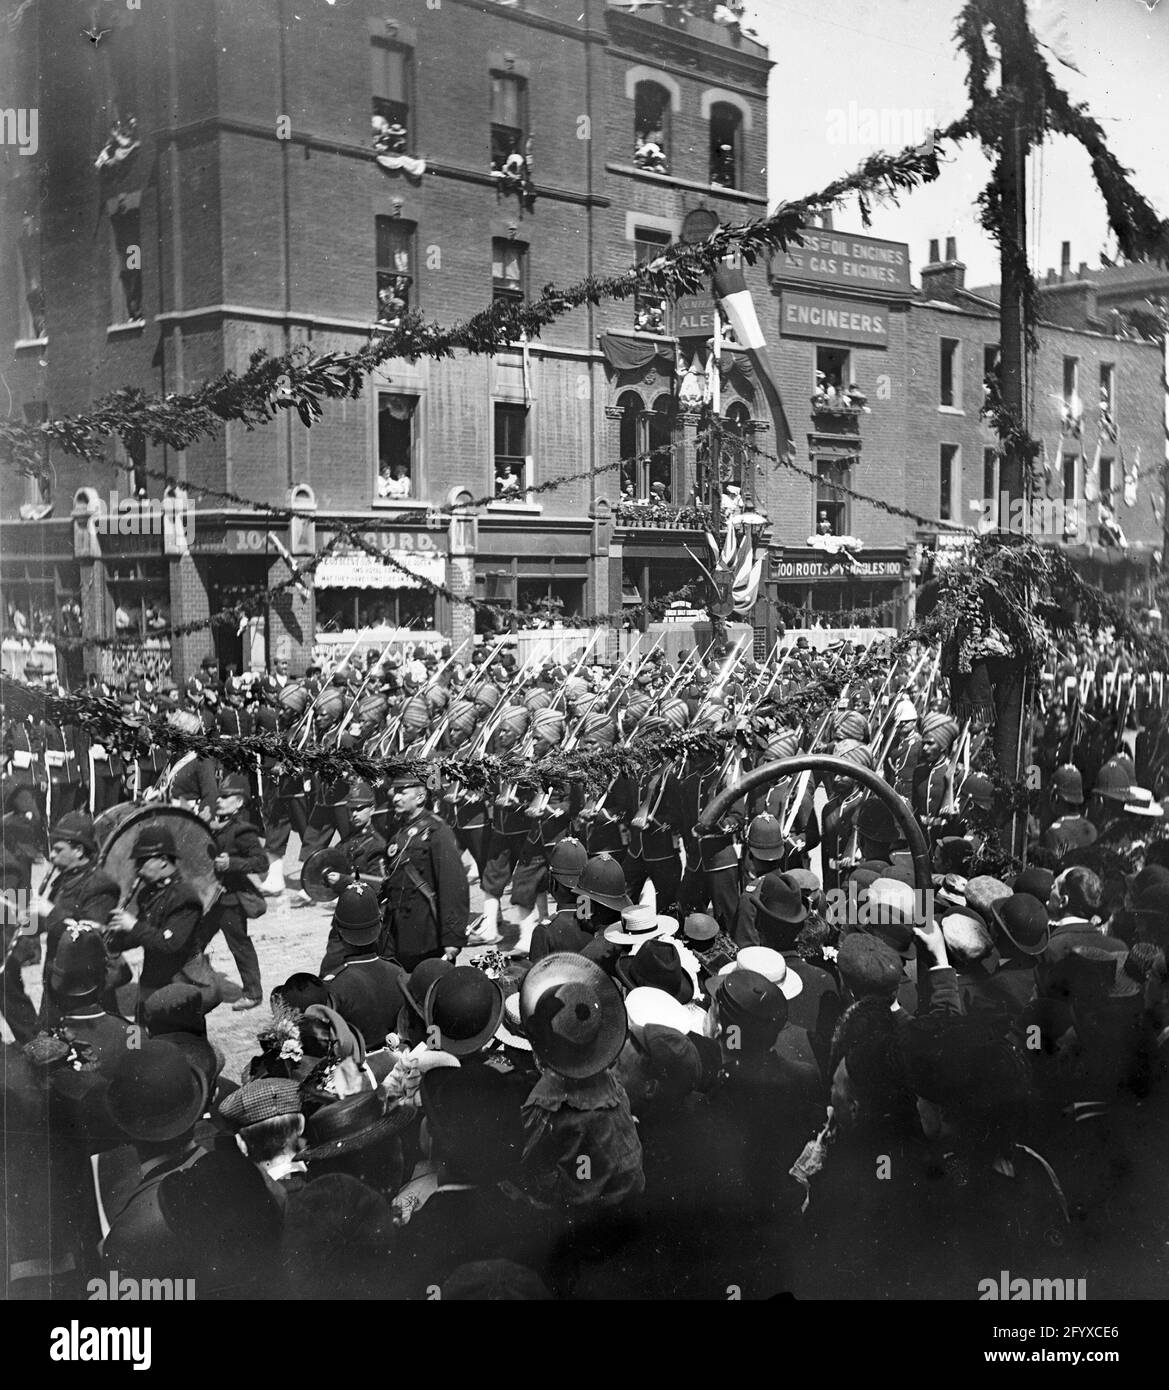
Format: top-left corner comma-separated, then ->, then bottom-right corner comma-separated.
709,102 -> 742,188
1099,363 -> 1116,433
633,226 -> 671,334
16,212 -> 45,341
491,73 -> 527,173
1062,452 -> 1078,502
633,81 -> 671,174
939,444 -> 960,522
816,459 -> 850,535
372,40 -> 411,152
109,201 -> 143,325
124,432 -> 147,500
494,402 -> 530,501
982,343 -> 1000,401
492,238 -> 526,303
21,401 -> 51,514
940,338 -> 960,408
376,217 -> 414,323
617,391 -> 675,501
377,393 -> 418,501
815,345 -> 851,398
720,401 -> 754,494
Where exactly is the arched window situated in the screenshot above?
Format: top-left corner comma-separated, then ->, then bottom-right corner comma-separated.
633,80 -> 671,173
616,391 -> 675,501
617,391 -> 643,498
709,102 -> 743,188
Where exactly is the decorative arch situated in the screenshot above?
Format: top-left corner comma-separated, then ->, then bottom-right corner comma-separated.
624,66 -> 681,111
699,88 -> 753,130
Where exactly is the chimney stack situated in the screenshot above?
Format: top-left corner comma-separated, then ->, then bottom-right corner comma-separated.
1061,242 -> 1071,279
821,209 -> 834,231
921,236 -> 966,302
1078,261 -> 1089,280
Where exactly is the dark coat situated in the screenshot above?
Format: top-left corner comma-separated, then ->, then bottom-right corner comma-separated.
107,874 -> 204,995
382,811 -> 468,961
210,814 -> 267,907
43,862 -> 121,965
321,953 -> 409,1052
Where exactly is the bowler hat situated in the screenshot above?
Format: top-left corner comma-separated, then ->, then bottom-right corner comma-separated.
756,872 -> 808,924
520,953 -> 627,1079
132,825 -> 178,860
332,881 -> 381,947
49,811 -> 97,855
401,957 -> 454,1021
106,1041 -> 210,1143
142,983 -> 206,1036
990,893 -> 1050,957
424,967 -> 504,1057
1012,866 -> 1054,905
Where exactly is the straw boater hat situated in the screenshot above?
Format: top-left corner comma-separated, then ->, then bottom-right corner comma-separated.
603,903 -> 679,947
717,946 -> 803,1001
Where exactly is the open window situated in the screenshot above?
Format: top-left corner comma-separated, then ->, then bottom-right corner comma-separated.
492,238 -> 526,304
815,345 -> 851,397
376,217 -> 414,322
494,402 -> 530,501
109,199 -> 143,325
633,225 -> 671,334
709,102 -> 742,188
939,444 -> 960,523
16,212 -> 45,340
816,459 -> 850,535
372,40 -> 411,152
491,72 -> 527,173
377,393 -> 418,501
633,80 -> 671,173
616,391 -> 675,501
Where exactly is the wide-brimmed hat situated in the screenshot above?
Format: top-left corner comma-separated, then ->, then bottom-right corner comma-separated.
623,986 -> 693,1035
717,946 -> 803,1000
495,992 -> 532,1051
424,967 -> 504,1057
1123,787 -> 1164,819
301,1091 -> 413,1161
577,853 -> 633,912
520,953 -> 627,1079
106,1041 -> 210,1143
756,873 -> 808,924
615,938 -> 694,1003
603,904 -> 679,947
990,893 -> 1050,957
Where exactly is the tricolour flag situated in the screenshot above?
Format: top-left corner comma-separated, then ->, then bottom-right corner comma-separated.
712,263 -> 793,460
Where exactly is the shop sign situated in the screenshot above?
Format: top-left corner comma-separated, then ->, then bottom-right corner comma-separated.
674,296 -> 714,337
315,548 -> 445,590
780,291 -> 889,346
773,229 -> 912,296
773,555 -> 904,578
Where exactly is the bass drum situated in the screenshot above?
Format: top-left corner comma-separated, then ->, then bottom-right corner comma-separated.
98,805 -> 219,911
93,801 -> 140,848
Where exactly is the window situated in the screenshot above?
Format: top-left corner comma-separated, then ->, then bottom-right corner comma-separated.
316,587 -> 436,633
372,41 -> 411,147
376,393 -> 418,501
633,226 -> 671,334
1062,453 -> 1079,502
491,73 -> 527,172
494,403 -> 529,500
709,102 -> 742,187
721,402 -> 754,491
940,338 -> 960,408
21,402 -> 51,512
616,390 -> 675,500
939,444 -> 960,522
633,80 -> 671,173
982,343 -> 1000,401
376,217 -> 414,322
816,459 -> 850,535
1099,363 -> 1116,432
109,203 -> 142,324
516,576 -> 586,622
125,432 -> 147,500
982,447 -> 1000,510
16,212 -> 44,340
492,238 -> 526,303
1062,356 -> 1079,407
1100,456 -> 1114,507
815,345 -> 851,396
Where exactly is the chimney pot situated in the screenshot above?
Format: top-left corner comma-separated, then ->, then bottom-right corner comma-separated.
1078,261 -> 1089,279
928,238 -> 940,264
1061,242 -> 1071,277
945,236 -> 957,262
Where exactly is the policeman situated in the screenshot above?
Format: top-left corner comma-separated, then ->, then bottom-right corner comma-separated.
321,882 -> 408,1065
381,769 -> 469,971
200,773 -> 268,1011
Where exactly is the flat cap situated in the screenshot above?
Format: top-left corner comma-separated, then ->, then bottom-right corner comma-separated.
219,1078 -> 303,1130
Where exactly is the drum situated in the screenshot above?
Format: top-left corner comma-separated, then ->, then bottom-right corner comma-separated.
98,805 -> 219,911
302,847 -> 351,902
93,800 -> 139,847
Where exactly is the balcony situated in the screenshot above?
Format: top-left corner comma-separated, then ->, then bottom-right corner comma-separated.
615,500 -> 711,531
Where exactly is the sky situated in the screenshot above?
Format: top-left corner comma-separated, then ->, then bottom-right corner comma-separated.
749,0 -> 1169,290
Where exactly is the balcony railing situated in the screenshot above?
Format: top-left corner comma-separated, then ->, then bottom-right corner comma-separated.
615,500 -> 711,530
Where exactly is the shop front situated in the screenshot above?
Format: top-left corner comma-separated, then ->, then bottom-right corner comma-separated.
0,520 -> 81,685
766,546 -> 909,631
311,525 -> 447,664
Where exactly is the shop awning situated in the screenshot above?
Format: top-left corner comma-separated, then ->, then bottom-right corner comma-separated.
598,333 -> 676,372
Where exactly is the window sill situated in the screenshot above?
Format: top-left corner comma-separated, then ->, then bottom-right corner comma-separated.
604,161 -> 766,204
108,320 -> 146,337
14,337 -> 48,351
937,405 -> 965,416
486,501 -> 542,515
372,496 -> 422,508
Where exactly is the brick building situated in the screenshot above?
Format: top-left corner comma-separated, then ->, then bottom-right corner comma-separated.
1,0 -> 776,682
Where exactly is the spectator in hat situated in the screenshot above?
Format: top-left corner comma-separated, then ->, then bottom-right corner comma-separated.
1034,867 -> 1128,1048
199,773 -> 268,1011
527,838 -> 592,962
300,1090 -> 414,1199
321,883 -> 409,1069
105,826 -> 207,1018
219,1079 -> 309,1198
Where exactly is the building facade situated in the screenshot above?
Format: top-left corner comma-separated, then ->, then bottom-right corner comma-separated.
1,0 -> 775,681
